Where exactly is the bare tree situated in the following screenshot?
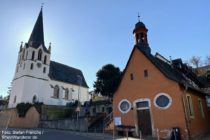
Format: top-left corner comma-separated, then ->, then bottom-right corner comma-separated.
204,55 -> 210,65
190,56 -> 202,68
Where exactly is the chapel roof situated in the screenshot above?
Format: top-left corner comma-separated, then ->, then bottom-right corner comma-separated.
135,45 -> 208,95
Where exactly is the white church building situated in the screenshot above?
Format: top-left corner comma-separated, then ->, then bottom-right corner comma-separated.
8,8 -> 89,108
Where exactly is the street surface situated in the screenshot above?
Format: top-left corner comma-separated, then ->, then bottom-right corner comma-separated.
1,128 -> 112,140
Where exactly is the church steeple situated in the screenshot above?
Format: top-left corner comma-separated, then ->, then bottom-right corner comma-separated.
133,20 -> 148,45
133,18 -> 151,54
28,7 -> 45,48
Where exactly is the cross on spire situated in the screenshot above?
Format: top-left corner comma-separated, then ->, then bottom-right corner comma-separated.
41,3 -> 44,9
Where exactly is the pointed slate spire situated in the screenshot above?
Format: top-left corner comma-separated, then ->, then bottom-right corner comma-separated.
28,7 -> 45,48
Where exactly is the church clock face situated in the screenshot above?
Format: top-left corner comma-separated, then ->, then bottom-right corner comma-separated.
37,62 -> 42,68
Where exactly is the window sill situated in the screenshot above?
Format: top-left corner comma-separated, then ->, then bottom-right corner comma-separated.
51,96 -> 59,99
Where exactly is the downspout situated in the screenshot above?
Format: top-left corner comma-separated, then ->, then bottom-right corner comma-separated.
181,84 -> 190,139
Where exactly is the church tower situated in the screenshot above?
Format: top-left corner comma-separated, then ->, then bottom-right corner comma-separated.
9,8 -> 51,108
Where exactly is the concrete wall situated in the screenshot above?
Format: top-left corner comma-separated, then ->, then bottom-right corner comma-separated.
0,107 -> 40,128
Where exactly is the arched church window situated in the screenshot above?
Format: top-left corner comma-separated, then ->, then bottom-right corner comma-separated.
54,85 -> 59,98
26,51 -> 28,59
43,67 -> 46,73
44,55 -> 47,64
32,95 -> 37,103
65,88 -> 69,99
13,96 -> 16,103
30,63 -> 34,70
32,51 -> 35,60
19,55 -> 21,64
38,49 -> 42,61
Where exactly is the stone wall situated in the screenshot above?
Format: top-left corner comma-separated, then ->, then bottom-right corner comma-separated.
39,118 -> 88,131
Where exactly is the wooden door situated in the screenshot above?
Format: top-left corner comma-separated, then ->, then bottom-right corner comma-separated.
137,109 -> 152,136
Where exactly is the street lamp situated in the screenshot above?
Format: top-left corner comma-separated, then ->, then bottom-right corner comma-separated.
76,75 -> 82,130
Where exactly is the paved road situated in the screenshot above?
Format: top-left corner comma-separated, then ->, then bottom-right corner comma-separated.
3,128 -> 210,140
38,129 -> 111,140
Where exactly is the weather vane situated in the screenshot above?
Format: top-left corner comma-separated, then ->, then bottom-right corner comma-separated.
138,12 -> 140,22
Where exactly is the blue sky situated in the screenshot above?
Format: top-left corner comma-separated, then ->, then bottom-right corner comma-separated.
0,0 -> 210,97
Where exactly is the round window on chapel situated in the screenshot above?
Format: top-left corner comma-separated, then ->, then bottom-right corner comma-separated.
154,93 -> 172,109
118,99 -> 131,113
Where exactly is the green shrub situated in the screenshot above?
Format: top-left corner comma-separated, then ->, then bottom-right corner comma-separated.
16,103 -> 32,117
64,109 -> 73,118
33,102 -> 43,114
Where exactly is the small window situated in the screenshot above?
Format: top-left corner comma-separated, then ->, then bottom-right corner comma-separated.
198,98 -> 205,119
38,49 -> 42,61
136,101 -> 149,108
93,108 -> 96,113
32,95 -> 37,103
130,73 -> 134,80
32,51 -> 35,60
186,95 -> 194,117
144,69 -> 148,77
13,96 -> 17,103
118,99 -> 131,113
43,67 -> 46,73
101,107 -> 105,112
44,55 -> 47,64
30,63 -> 34,70
154,93 -> 172,109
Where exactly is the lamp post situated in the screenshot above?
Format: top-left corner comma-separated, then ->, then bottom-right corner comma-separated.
76,75 -> 82,130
